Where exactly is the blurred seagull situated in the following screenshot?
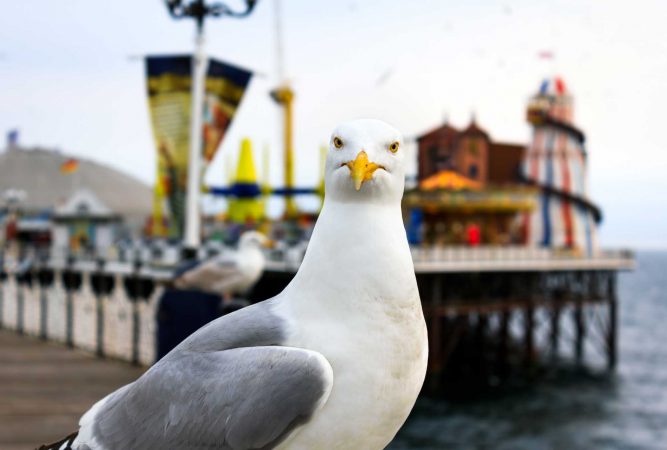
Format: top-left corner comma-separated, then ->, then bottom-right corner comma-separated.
40,119 -> 428,450
173,231 -> 270,298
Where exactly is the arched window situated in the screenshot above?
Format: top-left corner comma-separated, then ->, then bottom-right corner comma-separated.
468,164 -> 479,179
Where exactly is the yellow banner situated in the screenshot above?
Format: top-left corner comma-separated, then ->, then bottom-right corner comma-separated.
145,55 -> 252,237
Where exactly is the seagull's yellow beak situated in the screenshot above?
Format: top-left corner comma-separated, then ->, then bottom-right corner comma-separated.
346,151 -> 380,191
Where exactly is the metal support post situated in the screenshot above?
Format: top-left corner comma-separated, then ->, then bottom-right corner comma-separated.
40,284 -> 48,340
183,30 -> 208,256
607,272 -> 618,370
16,275 -> 24,335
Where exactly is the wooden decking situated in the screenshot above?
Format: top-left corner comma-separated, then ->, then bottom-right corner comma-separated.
0,330 -> 143,449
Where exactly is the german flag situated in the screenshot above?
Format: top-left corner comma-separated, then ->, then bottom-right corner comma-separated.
60,158 -> 79,175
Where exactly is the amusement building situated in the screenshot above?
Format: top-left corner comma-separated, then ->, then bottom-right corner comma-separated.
404,76 -> 601,255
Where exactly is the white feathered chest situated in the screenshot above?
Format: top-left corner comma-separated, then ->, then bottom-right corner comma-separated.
274,203 -> 428,449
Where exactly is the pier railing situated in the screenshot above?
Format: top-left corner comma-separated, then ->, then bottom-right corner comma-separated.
263,245 -> 635,273
0,260 -> 164,366
0,246 -> 634,391
410,246 -> 635,273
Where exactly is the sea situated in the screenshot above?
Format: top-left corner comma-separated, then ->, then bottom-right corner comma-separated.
389,251 -> 667,450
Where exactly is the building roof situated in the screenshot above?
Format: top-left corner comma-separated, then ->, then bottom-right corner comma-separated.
54,189 -> 116,219
417,119 -> 490,142
420,170 -> 482,191
461,119 -> 489,139
488,143 -> 525,185
0,146 -> 151,224
416,122 -> 459,142
416,117 -> 525,185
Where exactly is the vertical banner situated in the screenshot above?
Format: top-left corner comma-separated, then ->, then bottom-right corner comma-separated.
145,55 -> 252,238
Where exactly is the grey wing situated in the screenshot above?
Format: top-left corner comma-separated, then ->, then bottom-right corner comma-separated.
175,253 -> 243,293
90,346 -> 333,449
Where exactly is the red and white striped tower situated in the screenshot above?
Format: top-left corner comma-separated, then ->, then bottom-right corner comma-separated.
522,77 -> 600,254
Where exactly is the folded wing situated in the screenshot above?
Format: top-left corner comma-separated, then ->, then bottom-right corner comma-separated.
176,253 -> 244,291
87,346 -> 332,450
76,300 -> 333,450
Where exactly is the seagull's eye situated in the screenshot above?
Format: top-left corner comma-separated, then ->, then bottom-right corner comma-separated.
333,136 -> 344,149
389,141 -> 400,153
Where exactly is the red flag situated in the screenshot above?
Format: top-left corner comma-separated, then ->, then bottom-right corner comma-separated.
555,77 -> 566,94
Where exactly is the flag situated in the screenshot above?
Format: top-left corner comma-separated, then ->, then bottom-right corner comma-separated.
60,158 -> 79,174
6,129 -> 18,147
145,55 -> 252,238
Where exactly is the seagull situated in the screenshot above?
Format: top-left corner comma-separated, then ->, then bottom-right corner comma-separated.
173,231 -> 269,298
40,119 -> 428,450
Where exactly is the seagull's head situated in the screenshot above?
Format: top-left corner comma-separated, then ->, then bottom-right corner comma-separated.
325,119 -> 405,204
238,231 -> 272,249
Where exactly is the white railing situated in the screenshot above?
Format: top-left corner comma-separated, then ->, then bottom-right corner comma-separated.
410,246 -> 635,273
0,244 -> 634,366
0,267 -> 160,366
410,246 -> 634,262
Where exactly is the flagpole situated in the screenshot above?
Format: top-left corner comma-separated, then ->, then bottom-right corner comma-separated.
183,26 -> 208,256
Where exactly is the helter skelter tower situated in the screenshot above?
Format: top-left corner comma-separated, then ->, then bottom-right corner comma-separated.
521,77 -> 601,255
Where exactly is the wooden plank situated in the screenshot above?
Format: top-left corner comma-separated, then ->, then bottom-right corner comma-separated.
0,330 -> 144,448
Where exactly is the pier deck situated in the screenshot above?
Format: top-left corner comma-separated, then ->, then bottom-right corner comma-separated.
0,330 -> 143,449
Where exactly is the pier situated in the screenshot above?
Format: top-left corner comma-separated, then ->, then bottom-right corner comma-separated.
0,246 -> 634,400
262,246 -> 635,395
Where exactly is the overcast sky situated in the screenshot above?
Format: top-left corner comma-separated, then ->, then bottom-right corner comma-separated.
1,0 -> 665,248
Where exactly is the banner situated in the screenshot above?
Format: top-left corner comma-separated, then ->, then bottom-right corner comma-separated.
145,55 -> 252,237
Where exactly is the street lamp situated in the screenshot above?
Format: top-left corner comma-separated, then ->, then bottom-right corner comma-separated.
163,0 -> 258,260
165,0 -> 258,31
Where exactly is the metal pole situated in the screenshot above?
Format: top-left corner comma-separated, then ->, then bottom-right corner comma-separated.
549,300 -> 561,363
40,284 -> 48,340
273,0 -> 284,82
607,272 -> 618,370
284,88 -> 296,218
96,294 -> 105,358
427,274 -> 443,393
16,283 -> 24,335
497,309 -> 510,379
523,274 -> 536,375
130,260 -> 142,365
574,297 -> 585,366
271,0 -> 297,219
0,277 -> 3,329
131,300 -> 140,365
66,288 -> 74,348
524,300 -> 534,370
164,0 -> 258,254
183,28 -> 208,255
548,273 -> 560,364
65,257 -> 75,348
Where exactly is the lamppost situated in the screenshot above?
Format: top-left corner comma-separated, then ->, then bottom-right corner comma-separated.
163,0 -> 258,259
